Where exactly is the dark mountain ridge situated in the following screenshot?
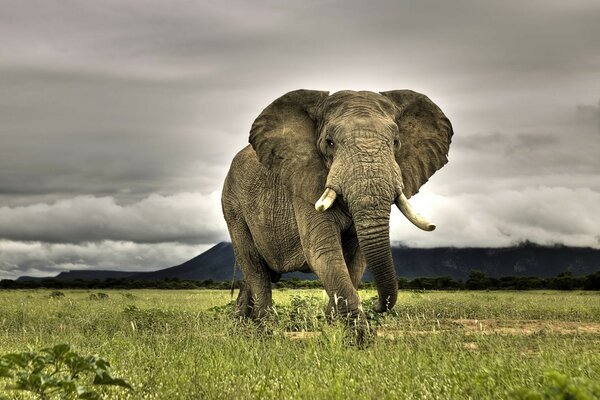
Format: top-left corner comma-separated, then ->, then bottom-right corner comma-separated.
17,242 -> 600,282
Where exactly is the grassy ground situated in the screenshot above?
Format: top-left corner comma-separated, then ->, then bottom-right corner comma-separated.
0,289 -> 599,399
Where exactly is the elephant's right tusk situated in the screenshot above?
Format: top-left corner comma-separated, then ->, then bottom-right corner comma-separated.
315,188 -> 337,211
395,192 -> 436,231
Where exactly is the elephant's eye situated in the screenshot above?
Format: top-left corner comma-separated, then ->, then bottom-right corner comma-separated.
326,138 -> 335,147
393,139 -> 400,147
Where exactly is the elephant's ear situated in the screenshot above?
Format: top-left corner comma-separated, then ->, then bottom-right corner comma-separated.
249,89 -> 330,203
380,90 -> 453,198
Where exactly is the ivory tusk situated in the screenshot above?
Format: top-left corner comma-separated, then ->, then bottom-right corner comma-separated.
315,188 -> 337,211
395,193 -> 436,231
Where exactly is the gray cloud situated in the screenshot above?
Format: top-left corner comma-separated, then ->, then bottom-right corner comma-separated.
0,0 -> 599,278
439,99 -> 600,196
0,192 -> 228,244
0,240 -> 211,280
392,186 -> 600,248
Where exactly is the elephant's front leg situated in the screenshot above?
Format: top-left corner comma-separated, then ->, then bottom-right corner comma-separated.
293,200 -> 369,341
326,235 -> 366,316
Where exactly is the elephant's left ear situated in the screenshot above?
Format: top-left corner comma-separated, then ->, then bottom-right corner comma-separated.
380,90 -> 453,198
249,89 -> 330,204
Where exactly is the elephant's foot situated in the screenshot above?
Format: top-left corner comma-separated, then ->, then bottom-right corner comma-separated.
234,283 -> 273,320
234,284 -> 253,318
346,314 -> 373,347
325,299 -> 373,346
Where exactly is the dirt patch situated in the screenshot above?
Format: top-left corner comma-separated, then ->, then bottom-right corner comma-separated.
283,320 -> 600,340
284,331 -> 321,340
451,319 -> 600,335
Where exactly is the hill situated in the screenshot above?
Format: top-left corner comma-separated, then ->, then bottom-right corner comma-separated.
17,270 -> 137,282
16,241 -> 600,282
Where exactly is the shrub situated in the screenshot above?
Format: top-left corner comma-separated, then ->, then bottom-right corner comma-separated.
0,343 -> 132,399
122,305 -> 181,331
284,295 -> 325,331
89,292 -> 110,300
512,370 -> 600,400
49,291 -> 65,299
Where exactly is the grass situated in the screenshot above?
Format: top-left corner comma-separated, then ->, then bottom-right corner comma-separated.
0,289 -> 599,399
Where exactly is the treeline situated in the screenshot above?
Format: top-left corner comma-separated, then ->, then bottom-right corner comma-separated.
0,278 -> 234,290
395,270 -> 600,291
1,271 -> 599,290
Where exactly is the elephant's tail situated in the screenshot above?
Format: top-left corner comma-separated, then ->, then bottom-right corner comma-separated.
230,258 -> 238,299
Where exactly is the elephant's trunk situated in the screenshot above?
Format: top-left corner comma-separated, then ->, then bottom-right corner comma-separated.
353,209 -> 398,312
345,176 -> 398,312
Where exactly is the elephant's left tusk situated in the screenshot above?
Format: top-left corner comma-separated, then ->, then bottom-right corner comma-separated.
315,188 -> 337,211
395,193 -> 436,231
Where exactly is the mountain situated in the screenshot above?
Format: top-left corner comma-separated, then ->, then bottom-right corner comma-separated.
16,241 -> 600,282
128,241 -> 238,281
126,241 -> 314,281
387,244 -> 600,280
17,270 -> 138,282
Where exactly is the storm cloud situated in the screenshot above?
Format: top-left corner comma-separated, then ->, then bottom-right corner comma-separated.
1,0 -> 599,278
0,240 -> 212,280
0,191 -> 227,244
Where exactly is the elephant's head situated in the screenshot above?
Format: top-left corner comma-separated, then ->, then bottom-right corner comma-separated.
250,89 -> 452,312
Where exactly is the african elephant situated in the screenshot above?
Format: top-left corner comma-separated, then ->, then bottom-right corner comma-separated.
222,89 -> 452,337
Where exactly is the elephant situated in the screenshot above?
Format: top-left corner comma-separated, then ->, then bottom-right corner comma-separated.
221,89 -> 452,339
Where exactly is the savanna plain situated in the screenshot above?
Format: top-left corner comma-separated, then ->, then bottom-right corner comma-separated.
1,289 -> 599,399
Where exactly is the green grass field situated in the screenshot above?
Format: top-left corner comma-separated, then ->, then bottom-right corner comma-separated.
1,289 -> 599,399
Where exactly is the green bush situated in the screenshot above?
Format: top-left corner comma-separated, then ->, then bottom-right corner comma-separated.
89,292 -> 109,300
122,305 -> 181,331
513,370 -> 600,400
0,343 -> 131,399
49,291 -> 65,299
283,295 -> 325,331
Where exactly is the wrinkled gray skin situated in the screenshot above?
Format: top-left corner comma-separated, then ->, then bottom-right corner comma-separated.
222,89 -> 452,339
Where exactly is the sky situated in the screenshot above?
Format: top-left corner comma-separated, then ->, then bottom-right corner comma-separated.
1,0 -> 599,279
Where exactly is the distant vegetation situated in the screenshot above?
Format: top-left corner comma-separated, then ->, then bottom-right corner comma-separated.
15,241 -> 600,284
1,270 -> 599,290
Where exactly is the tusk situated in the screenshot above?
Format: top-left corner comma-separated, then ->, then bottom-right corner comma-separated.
315,188 -> 337,211
395,193 -> 436,231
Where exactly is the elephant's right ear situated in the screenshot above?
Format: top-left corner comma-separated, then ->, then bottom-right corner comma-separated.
249,89 -> 330,204
380,90 -> 453,199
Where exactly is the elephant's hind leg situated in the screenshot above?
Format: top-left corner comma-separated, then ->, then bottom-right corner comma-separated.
227,220 -> 273,319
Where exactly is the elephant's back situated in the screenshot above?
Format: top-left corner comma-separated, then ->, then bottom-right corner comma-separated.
222,145 -> 268,204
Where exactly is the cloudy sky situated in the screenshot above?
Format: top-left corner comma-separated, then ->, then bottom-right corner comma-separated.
1,1 -> 599,279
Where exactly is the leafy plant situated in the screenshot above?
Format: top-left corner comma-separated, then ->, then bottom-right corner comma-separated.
0,343 -> 132,399
207,300 -> 236,316
284,295 -> 325,331
361,296 -> 397,328
512,370 -> 600,400
89,293 -> 109,301
123,304 -> 180,331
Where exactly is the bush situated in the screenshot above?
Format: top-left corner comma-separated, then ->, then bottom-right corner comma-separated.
284,295 -> 325,331
49,291 -> 65,299
583,271 -> 600,290
466,270 -> 490,290
89,292 -> 109,300
512,370 -> 600,400
123,305 -> 182,331
0,343 -> 132,399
